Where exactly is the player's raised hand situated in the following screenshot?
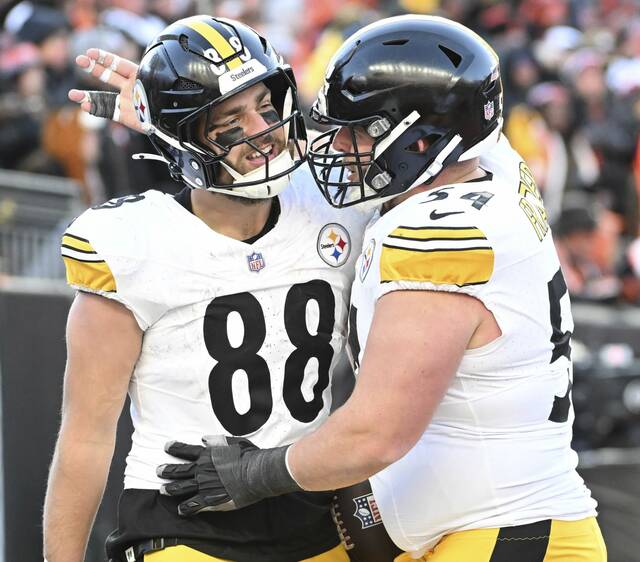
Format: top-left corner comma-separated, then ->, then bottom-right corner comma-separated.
68,48 -> 148,134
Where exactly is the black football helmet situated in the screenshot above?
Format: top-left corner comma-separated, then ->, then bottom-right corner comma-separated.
133,16 -> 307,197
309,15 -> 503,207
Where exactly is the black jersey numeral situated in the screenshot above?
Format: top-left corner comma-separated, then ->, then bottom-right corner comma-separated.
547,268 -> 573,423
203,281 -> 336,435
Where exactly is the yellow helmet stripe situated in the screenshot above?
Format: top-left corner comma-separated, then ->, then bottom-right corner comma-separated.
185,20 -> 242,70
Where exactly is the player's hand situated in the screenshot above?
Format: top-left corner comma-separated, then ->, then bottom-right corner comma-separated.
157,436 -> 302,516
68,48 -> 147,134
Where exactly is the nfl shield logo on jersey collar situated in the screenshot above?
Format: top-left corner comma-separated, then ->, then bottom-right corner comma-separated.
247,251 -> 266,272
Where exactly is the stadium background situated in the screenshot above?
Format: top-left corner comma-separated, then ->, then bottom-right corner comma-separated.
1,0 -> 640,560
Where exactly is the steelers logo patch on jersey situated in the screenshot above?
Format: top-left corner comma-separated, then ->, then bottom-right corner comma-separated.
317,223 -> 351,267
360,239 -> 376,282
133,79 -> 150,125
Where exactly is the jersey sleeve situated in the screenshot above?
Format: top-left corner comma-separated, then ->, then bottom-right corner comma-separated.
376,222 -> 495,299
60,205 -> 167,330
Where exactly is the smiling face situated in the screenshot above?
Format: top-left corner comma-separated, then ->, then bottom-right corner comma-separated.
198,82 -> 287,184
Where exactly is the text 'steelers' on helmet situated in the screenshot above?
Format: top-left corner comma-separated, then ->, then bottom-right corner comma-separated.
134,15 -> 307,198
309,15 -> 503,208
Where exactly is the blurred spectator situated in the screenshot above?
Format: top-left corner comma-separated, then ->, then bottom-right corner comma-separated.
532,25 -> 583,79
298,2 -> 380,108
554,195 -> 621,303
502,47 -> 541,114
606,18 -> 640,96
100,0 -> 166,50
506,82 -> 600,222
0,41 -> 55,173
11,2 -> 74,108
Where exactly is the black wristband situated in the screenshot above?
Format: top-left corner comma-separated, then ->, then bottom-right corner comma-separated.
211,444 -> 303,509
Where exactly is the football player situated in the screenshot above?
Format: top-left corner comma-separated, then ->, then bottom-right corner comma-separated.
42,16 -> 372,562
158,15 -> 608,562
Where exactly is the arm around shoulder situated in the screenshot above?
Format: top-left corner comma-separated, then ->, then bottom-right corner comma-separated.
43,292 -> 142,562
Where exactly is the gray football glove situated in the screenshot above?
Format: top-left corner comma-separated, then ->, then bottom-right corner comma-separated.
157,435 -> 303,516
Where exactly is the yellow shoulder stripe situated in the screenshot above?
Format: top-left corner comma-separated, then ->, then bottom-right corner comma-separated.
63,256 -> 116,293
62,233 -> 95,254
389,226 -> 487,241
185,20 -> 242,70
380,245 -> 494,286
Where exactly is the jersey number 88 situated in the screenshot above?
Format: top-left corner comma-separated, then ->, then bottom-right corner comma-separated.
203,279 -> 336,436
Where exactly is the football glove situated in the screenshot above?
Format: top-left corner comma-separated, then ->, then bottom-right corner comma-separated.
157,435 -> 303,515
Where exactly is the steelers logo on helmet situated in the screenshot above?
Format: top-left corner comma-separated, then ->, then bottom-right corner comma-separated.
317,223 -> 351,267
133,79 -> 150,126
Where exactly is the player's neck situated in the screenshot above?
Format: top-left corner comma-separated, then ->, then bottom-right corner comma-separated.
385,157 -> 483,211
191,189 -> 274,241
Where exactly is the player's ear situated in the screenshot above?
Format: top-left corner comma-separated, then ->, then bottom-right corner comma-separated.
407,136 -> 432,154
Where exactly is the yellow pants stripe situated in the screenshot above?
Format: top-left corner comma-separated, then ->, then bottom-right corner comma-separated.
145,543 -> 349,562
394,517 -> 606,562
185,20 -> 242,70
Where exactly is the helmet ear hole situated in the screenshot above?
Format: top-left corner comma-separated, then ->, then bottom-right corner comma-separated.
405,133 -> 439,154
438,44 -> 462,68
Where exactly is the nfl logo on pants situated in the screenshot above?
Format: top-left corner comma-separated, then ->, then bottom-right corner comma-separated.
247,252 -> 265,272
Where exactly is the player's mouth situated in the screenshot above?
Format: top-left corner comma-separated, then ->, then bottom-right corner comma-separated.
347,163 -> 366,182
246,144 -> 279,167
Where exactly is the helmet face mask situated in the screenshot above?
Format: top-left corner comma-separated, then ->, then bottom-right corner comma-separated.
308,15 -> 504,208
135,16 -> 307,198
308,118 -> 389,208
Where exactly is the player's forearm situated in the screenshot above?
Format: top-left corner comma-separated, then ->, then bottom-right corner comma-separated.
288,401 -> 406,491
43,433 -> 115,562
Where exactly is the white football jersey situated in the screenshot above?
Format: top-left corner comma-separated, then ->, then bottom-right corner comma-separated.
349,136 -> 597,556
61,166 -> 370,489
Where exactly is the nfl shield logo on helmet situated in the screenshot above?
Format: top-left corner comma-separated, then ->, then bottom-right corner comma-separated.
484,100 -> 494,121
247,251 -> 265,272
353,493 -> 383,529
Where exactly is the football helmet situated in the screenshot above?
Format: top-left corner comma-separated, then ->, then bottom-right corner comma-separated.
134,16 -> 307,198
308,15 -> 503,207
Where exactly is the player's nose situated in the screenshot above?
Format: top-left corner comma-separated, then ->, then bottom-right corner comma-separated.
245,110 -> 273,137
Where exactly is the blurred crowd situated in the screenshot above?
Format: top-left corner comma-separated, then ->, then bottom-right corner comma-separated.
2,0 -> 640,305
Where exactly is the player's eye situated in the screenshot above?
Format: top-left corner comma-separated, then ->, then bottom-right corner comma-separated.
209,116 -> 239,132
223,116 -> 240,128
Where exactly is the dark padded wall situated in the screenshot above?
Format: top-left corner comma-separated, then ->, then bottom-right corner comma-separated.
0,290 -> 132,562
